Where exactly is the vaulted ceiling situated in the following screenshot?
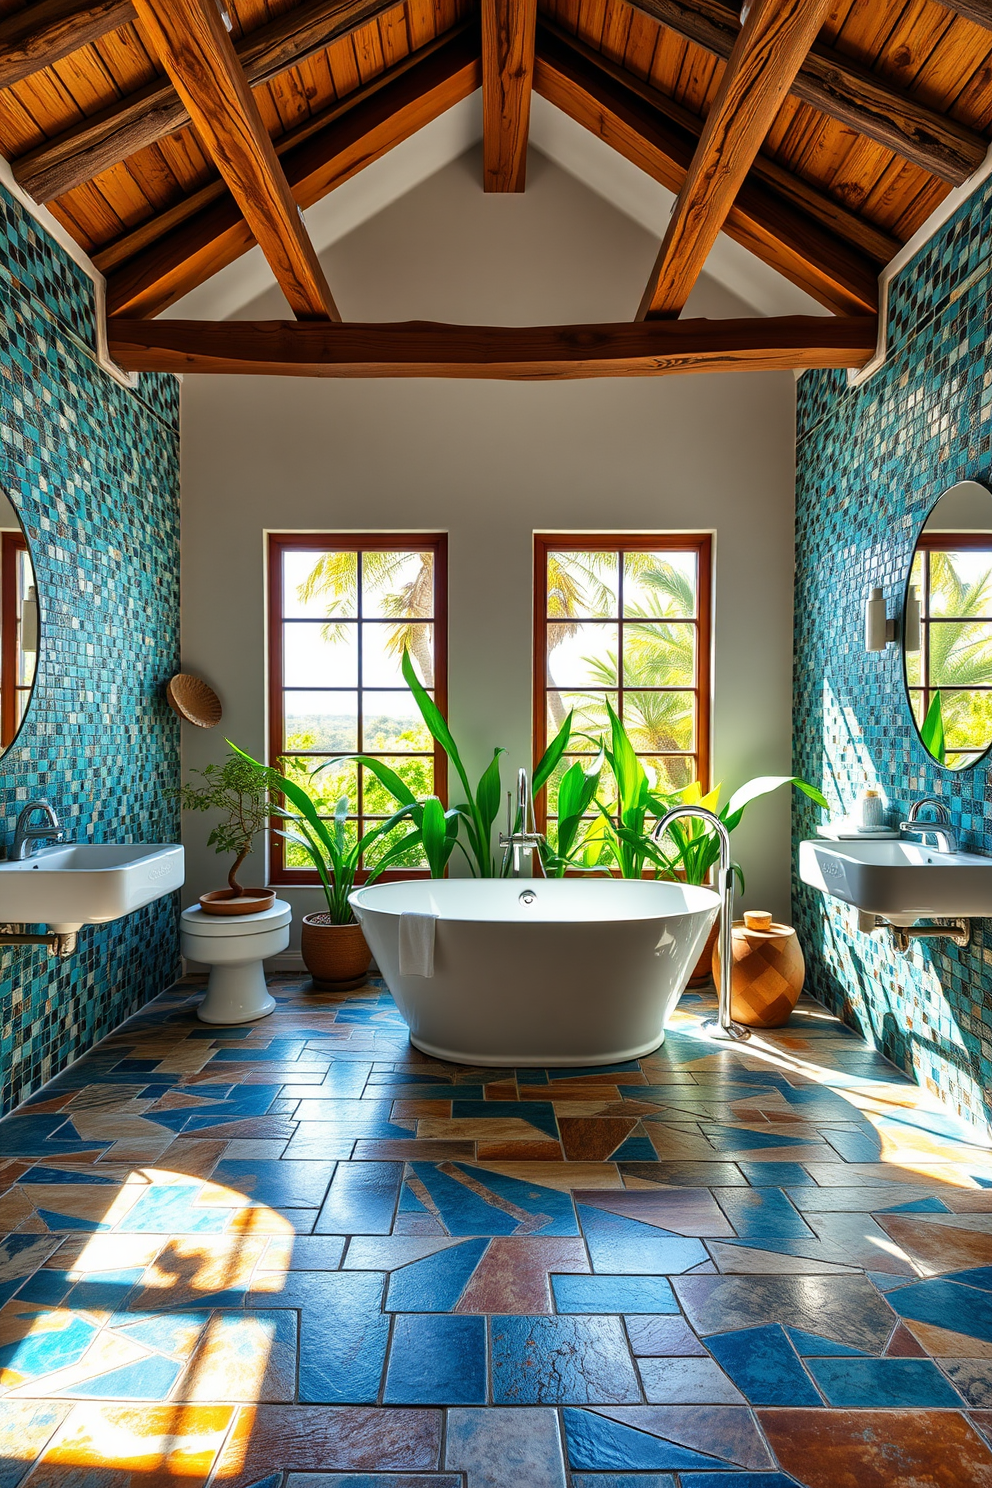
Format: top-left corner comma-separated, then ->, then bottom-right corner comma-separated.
0,0 -> 988,375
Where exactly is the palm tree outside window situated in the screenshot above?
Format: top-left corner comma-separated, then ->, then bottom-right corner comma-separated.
907,533 -> 992,769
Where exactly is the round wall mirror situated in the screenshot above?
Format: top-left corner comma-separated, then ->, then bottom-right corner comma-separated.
0,491 -> 38,756
904,478 -> 992,769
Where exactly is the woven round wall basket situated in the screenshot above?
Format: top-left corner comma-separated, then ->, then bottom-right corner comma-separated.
166,673 -> 222,728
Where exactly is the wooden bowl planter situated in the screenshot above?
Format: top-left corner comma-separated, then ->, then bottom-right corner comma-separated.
711,910 -> 806,1028
167,673 -> 223,728
301,915 -> 372,991
199,888 -> 276,916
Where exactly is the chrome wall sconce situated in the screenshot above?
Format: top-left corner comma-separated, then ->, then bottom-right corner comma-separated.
865,585 -> 920,652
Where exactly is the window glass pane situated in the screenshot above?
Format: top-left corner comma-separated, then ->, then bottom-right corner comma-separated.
362,690 -> 433,752
548,690 -> 618,743
284,691 -> 358,753
624,550 -> 697,618
547,623 -> 618,688
362,550 -> 435,620
641,754 -> 697,794
362,623 -> 434,688
363,757 -> 435,815
622,622 -> 696,689
284,620 -> 358,688
927,620 -> 992,687
927,549 -> 992,618
284,550 -> 357,618
622,691 -> 695,752
547,551 -> 619,619
278,756 -> 358,815
905,648 -> 922,687
283,816 -> 358,868
932,688 -> 992,754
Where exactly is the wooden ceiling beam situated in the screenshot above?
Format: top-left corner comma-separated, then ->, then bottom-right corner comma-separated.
638,0 -> 836,320
13,0 -> 397,203
535,25 -> 880,315
106,28 -> 480,318
0,0 -> 135,91
939,0 -> 992,29
626,0 -> 987,186
107,313 -> 878,377
482,0 -> 536,190
132,0 -> 337,319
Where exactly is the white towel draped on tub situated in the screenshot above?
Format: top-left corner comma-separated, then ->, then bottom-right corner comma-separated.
399,911 -> 438,977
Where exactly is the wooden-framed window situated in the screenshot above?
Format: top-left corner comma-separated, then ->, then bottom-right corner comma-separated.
1,532 -> 33,749
533,534 -> 712,844
907,531 -> 992,769
267,534 -> 447,885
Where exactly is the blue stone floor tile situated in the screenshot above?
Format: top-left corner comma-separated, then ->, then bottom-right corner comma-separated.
705,1325 -> 824,1407
562,1409 -> 726,1472
383,1314 -> 487,1404
737,1163 -> 815,1187
679,1476 -> 801,1487
786,1329 -> 867,1357
53,1352 -> 183,1400
211,1159 -> 337,1209
948,1266 -> 992,1292
806,1356 -> 964,1407
714,1188 -> 815,1240
577,1205 -> 707,1274
385,1238 -> 489,1311
297,1271 -> 389,1403
572,1477 -> 676,1488
879,1197 -> 951,1214
889,1278 -> 992,1343
551,1274 -> 678,1314
492,1316 -> 640,1404
315,1162 -> 402,1236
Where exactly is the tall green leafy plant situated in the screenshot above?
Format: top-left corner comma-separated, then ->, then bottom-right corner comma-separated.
920,690 -> 946,765
657,775 -> 828,890
231,744 -> 421,923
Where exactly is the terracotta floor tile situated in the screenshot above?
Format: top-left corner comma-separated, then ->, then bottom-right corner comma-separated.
760,1407 -> 992,1486
473,1161 -> 623,1191
879,1214 -> 992,1273
477,1141 -> 563,1160
455,1237 -> 589,1313
214,1404 -> 442,1483
559,1118 -> 638,1161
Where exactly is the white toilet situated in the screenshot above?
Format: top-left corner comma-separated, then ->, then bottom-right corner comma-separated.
180,900 -> 292,1024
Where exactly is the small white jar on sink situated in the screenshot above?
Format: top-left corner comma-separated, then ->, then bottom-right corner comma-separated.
180,899 -> 291,1024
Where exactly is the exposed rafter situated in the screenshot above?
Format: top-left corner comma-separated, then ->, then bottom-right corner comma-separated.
534,25 -> 880,315
625,0 -> 988,186
482,0 -> 536,190
132,0 -> 337,319
0,0 -> 135,91
12,0 -> 399,203
107,314 -> 878,377
940,0 -> 992,29
638,0 -> 836,320
106,29 -> 480,318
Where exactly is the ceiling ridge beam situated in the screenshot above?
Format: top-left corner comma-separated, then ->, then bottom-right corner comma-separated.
0,0 -> 136,91
938,1 -> 992,30
107,313 -> 879,376
132,0 -> 338,319
534,24 -> 879,315
483,0 -> 537,190
619,0 -> 988,186
13,0 -> 401,203
105,27 -> 480,318
541,19 -> 899,266
638,0 -> 838,320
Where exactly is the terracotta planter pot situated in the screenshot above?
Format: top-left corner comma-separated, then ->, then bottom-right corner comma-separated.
711,910 -> 806,1028
199,887 -> 275,916
301,915 -> 372,991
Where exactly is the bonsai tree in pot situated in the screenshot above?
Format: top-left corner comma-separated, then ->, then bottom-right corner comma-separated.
233,744 -> 422,991
173,750 -> 273,916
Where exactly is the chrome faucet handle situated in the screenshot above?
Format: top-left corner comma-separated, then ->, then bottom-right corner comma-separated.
11,800 -> 64,860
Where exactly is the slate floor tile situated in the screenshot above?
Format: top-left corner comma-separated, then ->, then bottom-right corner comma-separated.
315,1162 -> 403,1235
637,1355 -> 746,1404
383,1314 -> 486,1404
626,1314 -> 708,1356
562,1408 -> 727,1472
578,1205 -> 708,1274
705,1325 -> 824,1407
551,1274 -> 678,1314
760,1408 -> 992,1488
445,1406 -> 567,1488
491,1315 -> 640,1404
807,1355 -> 965,1407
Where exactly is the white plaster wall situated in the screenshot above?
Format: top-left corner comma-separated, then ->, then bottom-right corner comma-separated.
179,146 -> 799,953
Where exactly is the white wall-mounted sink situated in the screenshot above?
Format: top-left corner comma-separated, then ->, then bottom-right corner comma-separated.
799,838 -> 992,922
0,843 -> 184,932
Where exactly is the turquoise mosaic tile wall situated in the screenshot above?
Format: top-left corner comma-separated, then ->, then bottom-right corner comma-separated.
0,185 -> 181,1115
794,174 -> 992,1134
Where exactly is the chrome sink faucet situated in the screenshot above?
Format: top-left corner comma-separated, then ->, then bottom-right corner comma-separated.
653,804 -> 750,1043
900,796 -> 957,853
11,800 -> 64,860
500,768 -> 545,878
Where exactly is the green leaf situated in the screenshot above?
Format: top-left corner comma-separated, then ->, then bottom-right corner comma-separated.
722,774 -> 830,835
533,712 -> 573,795
401,650 -> 473,802
475,750 -> 505,839
606,699 -> 647,822
420,795 -> 458,878
921,691 -> 946,765
322,753 -> 417,808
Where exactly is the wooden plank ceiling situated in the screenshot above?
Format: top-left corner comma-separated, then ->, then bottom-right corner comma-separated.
0,0 -> 988,373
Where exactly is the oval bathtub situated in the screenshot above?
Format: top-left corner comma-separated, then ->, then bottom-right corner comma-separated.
349,877 -> 719,1066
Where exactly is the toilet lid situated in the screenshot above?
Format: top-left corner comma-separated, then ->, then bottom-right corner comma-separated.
181,900 -> 292,936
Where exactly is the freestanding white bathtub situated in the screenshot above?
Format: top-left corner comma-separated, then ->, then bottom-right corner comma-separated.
348,877 -> 720,1066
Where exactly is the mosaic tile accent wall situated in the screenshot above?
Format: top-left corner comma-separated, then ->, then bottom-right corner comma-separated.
794,174 -> 992,1135
0,184 -> 181,1115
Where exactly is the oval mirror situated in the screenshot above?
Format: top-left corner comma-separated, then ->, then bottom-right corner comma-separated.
904,479 -> 992,769
0,491 -> 38,755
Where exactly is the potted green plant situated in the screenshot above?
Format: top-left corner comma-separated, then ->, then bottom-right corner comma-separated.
173,750 -> 274,916
232,744 -> 422,990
